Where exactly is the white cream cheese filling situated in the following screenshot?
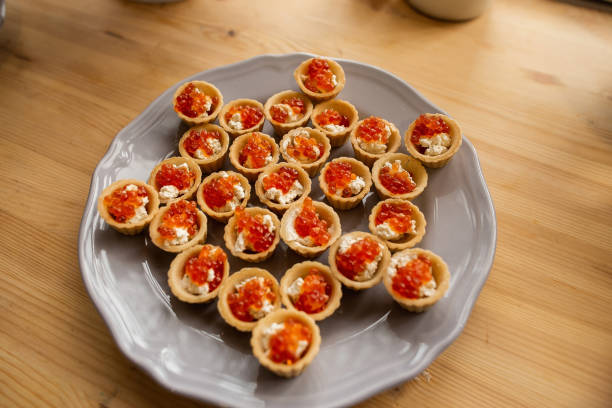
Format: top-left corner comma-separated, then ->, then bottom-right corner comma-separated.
194,137 -> 223,159
123,184 -> 149,224
158,163 -> 191,200
261,321 -> 310,360
228,112 -> 243,130
264,179 -> 304,205
272,103 -> 300,123
234,214 -> 275,253
234,276 -> 275,319
347,176 -> 366,196
358,124 -> 391,154
338,236 -> 384,281
323,123 -> 346,134
164,226 -> 191,247
419,132 -> 451,156
182,266 -> 217,296
388,253 -> 437,297
375,219 -> 417,241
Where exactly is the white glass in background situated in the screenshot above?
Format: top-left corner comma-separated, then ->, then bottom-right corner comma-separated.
408,0 -> 491,21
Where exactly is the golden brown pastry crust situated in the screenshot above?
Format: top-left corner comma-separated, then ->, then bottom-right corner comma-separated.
148,157 -> 202,205
263,90 -> 313,136
167,245 -> 229,303
383,248 -> 450,312
217,268 -> 281,332
223,207 -> 281,262
404,113 -> 462,168
279,261 -> 342,321
228,132 -> 280,182
97,179 -> 160,235
318,157 -> 372,210
328,231 -> 391,290
196,171 -> 251,223
178,124 -> 230,173
218,98 -> 265,139
293,57 -> 345,103
371,153 -> 428,201
251,309 -> 321,377
254,163 -> 311,214
350,117 -> 401,167
279,127 -> 331,177
368,199 -> 426,252
311,99 -> 359,147
148,200 -> 207,253
172,81 -> 224,126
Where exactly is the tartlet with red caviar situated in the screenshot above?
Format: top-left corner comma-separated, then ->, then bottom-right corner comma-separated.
178,124 -> 230,173
405,113 -> 462,168
229,132 -> 280,182
349,116 -> 401,167
219,98 -> 265,139
371,153 -> 428,201
149,199 -> 207,253
172,81 -> 223,126
368,199 -> 426,252
311,99 -> 358,147
294,57 -> 345,103
224,207 -> 281,263
255,163 -> 311,213
264,90 -> 313,136
319,157 -> 372,210
148,157 -> 202,205
279,127 -> 331,177
196,171 -> 251,222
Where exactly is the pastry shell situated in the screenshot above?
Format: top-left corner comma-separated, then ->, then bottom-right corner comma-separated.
229,132 -> 280,182
148,157 -> 202,205
372,153 -> 428,200
294,57 -> 346,103
368,199 -> 426,252
350,117 -> 401,167
279,261 -> 342,321
280,200 -> 341,258
383,248 -> 450,312
219,98 -> 265,139
328,231 -> 391,290
251,309 -> 321,377
217,267 -> 281,332
224,207 -> 281,263
263,90 -> 313,136
255,163 -> 312,214
311,99 -> 359,147
167,244 -> 229,303
178,124 -> 230,173
196,171 -> 251,223
149,200 -> 207,253
172,80 -> 223,126
404,113 -> 462,168
279,127 -> 331,177
97,179 -> 160,235
318,157 -> 372,210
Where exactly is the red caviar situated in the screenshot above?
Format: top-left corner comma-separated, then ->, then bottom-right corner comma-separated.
335,237 -> 381,280
294,198 -> 330,247
155,163 -> 195,192
202,174 -> 241,210
268,318 -> 312,365
270,97 -> 305,123
228,276 -> 276,322
262,166 -> 300,195
104,184 -> 148,223
184,245 -> 226,292
379,161 -> 416,194
174,83 -> 217,118
286,134 -> 324,163
239,133 -> 273,169
183,129 -> 222,158
225,105 -> 264,130
303,58 -> 337,93
315,109 -> 350,128
324,161 -> 359,197
235,208 -> 275,253
410,114 -> 450,153
158,200 -> 199,240
391,255 -> 433,299
375,202 -> 414,234
292,269 -> 331,314
357,117 -> 389,144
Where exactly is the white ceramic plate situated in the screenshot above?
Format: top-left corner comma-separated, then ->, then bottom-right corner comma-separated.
79,53 -> 496,408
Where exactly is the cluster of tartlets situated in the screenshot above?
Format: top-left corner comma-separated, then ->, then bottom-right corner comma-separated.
97,57 -> 460,378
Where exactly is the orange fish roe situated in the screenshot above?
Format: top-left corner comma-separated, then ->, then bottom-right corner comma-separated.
410,114 -> 450,153
174,83 -> 217,118
225,105 -> 264,130
303,58 -> 336,93
155,163 -> 195,192
391,255 -> 433,299
379,161 -> 416,195
324,161 -> 358,197
375,202 -> 414,234
286,134 -> 324,163
294,198 -> 330,247
292,269 -> 331,314
315,109 -> 350,128
268,318 -> 312,365
357,116 -> 389,144
335,237 -> 381,280
262,166 -> 300,194
228,276 -> 277,322
104,184 -> 148,223
235,208 -> 275,253
202,174 -> 240,210
270,97 -> 305,123
183,129 -> 221,158
157,200 -> 199,240
239,133 -> 273,169
184,245 -> 227,292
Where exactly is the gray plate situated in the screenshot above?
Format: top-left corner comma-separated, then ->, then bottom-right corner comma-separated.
79,53 -> 496,408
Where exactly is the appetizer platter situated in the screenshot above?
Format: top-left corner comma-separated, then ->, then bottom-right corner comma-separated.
79,53 -> 496,408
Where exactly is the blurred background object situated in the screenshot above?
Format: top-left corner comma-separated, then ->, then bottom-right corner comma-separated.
408,0 -> 491,20
0,0 -> 5,28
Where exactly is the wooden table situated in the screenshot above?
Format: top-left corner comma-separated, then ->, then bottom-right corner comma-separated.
1,0 -> 611,406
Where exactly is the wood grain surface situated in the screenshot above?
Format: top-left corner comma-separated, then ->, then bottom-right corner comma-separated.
1,0 -> 611,407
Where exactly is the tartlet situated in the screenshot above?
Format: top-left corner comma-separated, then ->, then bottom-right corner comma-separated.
255,163 -> 311,213
294,57 -> 345,103
383,248 -> 450,312
328,231 -> 391,290
311,99 -> 359,147
229,132 -> 280,182
251,309 -> 321,377
149,199 -> 207,253
405,113 -> 462,168
172,80 -> 223,126
219,98 -> 265,139
224,207 -> 280,263
167,244 -> 229,304
349,116 -> 401,167
196,171 -> 251,222
263,90 -> 313,136
217,267 -> 281,332
319,157 -> 372,210
280,261 -> 342,321
279,127 -> 331,177
280,198 -> 341,258
148,157 -> 202,205
371,153 -> 428,201
368,199 -> 426,251
178,123 -> 230,173
97,179 -> 160,235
